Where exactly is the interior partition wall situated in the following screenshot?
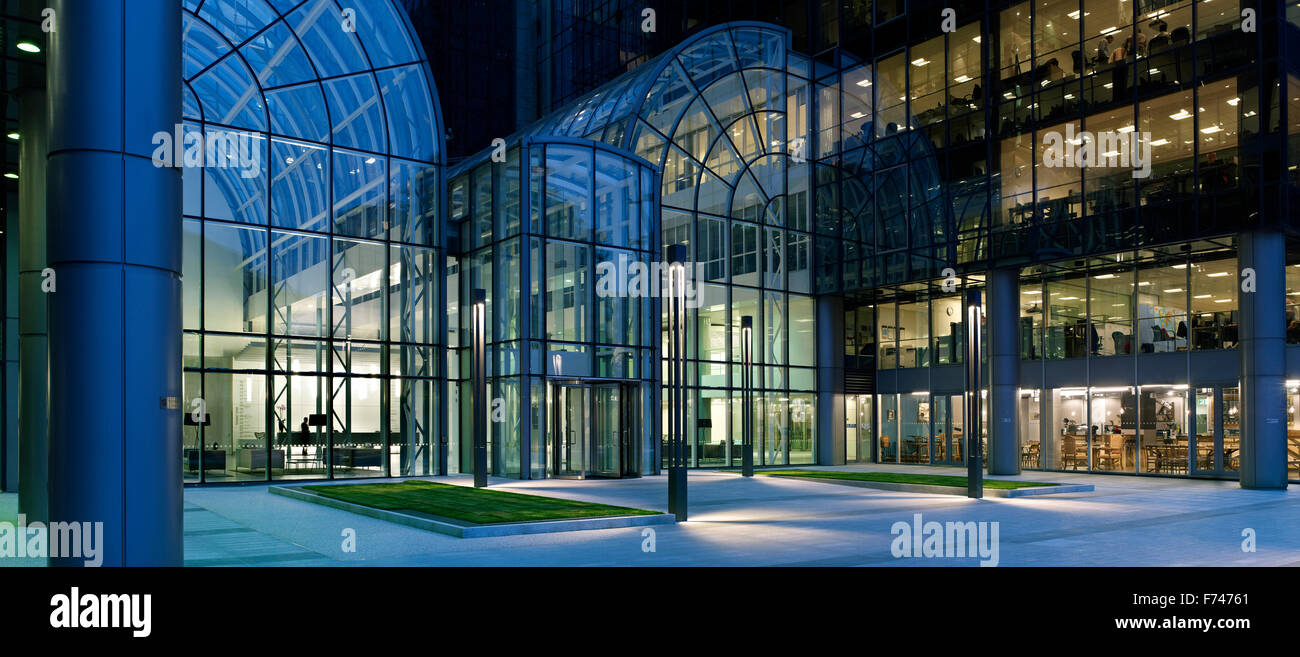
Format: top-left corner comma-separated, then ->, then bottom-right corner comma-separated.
449,137 -> 660,479
180,0 -> 445,485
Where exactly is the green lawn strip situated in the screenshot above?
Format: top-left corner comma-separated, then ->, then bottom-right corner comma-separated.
302,480 -> 660,525
722,469 -> 1058,490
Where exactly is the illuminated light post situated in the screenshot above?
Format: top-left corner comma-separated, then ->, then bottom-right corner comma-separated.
472,288 -> 488,488
741,315 -> 754,477
666,245 -> 688,520
965,288 -> 984,499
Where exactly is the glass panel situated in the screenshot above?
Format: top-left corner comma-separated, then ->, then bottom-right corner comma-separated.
1049,388 -> 1089,470
1136,257 -> 1188,353
546,146 -> 594,241
879,394 -> 899,463
1223,387 -> 1241,472
898,300 -> 929,367
1090,262 -> 1133,356
323,73 -> 388,153
1193,387 -> 1217,472
1190,254 -> 1238,350
1019,389 -> 1041,468
193,372 -> 267,482
1139,386 -> 1189,475
545,241 -> 591,343
789,393 -> 814,464
206,222 -> 269,334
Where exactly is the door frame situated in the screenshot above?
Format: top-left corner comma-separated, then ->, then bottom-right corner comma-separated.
548,378 -> 641,479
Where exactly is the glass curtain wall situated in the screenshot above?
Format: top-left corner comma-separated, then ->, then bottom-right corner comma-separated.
181,0 -> 444,484
449,138 -> 659,478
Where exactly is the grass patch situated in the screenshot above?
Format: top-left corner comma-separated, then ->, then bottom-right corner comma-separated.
727,470 -> 1058,490
303,480 -> 660,525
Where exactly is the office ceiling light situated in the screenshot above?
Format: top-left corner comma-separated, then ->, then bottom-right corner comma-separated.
972,36 -> 982,43
1200,125 -> 1223,134
1194,294 -> 1212,299
6,132 -> 18,141
954,75 -> 971,83
16,40 -> 40,54
1118,125 -> 1135,133
1149,138 -> 1170,146
911,58 -> 931,66
1206,272 -> 1229,277
856,79 -> 872,87
1172,264 -> 1188,269
1170,109 -> 1192,120
3,173 -> 17,180
1095,274 -> 1117,279
1163,288 -> 1184,293
1226,97 -> 1240,106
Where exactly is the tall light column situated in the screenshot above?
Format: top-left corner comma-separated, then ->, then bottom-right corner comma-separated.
666,244 -> 687,520
472,289 -> 488,488
46,0 -> 183,565
741,315 -> 754,477
965,288 -> 984,499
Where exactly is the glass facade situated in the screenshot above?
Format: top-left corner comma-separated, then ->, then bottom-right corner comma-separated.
159,3 -> 1300,485
448,138 -> 659,478
181,0 -> 443,483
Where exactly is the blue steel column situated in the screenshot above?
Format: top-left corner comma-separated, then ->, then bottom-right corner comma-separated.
986,266 -> 1020,475
1238,230 -> 1287,489
815,295 -> 844,465
17,86 -> 49,522
46,0 -> 183,565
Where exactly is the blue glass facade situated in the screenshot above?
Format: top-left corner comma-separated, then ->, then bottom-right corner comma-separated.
179,0 -> 445,483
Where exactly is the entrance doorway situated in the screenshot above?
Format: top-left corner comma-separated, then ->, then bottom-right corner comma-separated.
550,381 -> 639,478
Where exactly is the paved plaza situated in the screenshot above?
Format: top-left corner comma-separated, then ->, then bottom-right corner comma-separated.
159,466 -> 1300,567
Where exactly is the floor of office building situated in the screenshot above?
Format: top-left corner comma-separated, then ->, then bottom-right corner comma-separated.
3,467 -> 1296,566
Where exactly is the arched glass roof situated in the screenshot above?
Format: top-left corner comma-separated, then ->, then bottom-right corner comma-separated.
182,0 -> 443,164
522,22 -> 789,152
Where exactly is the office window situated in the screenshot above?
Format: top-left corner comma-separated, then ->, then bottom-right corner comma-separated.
932,295 -> 964,365
875,52 -> 908,138
897,299 -> 929,368
1136,255 -> 1188,353
999,4 -> 1032,84
1089,260 -> 1134,356
1044,269 -> 1087,360
1189,254 -> 1238,350
1020,269 -> 1044,359
878,301 -> 899,369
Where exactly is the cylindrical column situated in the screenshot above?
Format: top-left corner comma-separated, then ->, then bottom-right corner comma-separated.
986,266 -> 1021,475
1238,230 -> 1287,489
46,0 -> 183,565
16,86 -> 48,523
